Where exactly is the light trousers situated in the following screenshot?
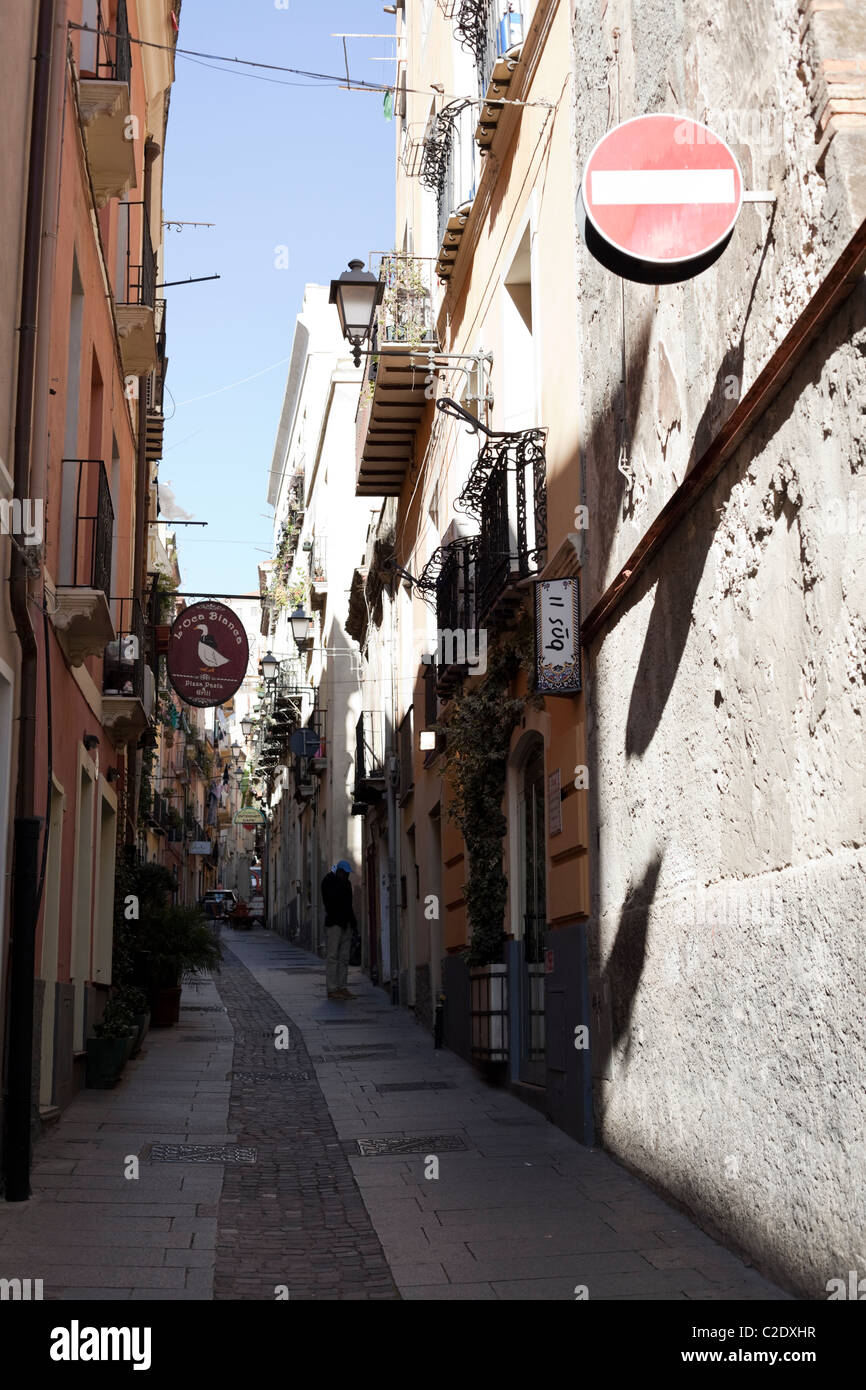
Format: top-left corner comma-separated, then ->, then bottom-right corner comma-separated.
326,924 -> 351,993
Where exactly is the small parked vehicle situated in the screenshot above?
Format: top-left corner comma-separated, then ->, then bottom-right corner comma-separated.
200,890 -> 238,927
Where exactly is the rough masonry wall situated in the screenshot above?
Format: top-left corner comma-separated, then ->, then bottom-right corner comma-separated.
572,0 -> 866,1295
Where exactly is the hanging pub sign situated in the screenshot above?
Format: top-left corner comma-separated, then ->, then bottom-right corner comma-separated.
578,114 -> 744,283
535,577 -> 581,696
233,807 -> 267,826
166,600 -> 249,709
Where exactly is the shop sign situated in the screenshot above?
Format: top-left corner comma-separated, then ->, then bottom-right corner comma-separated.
536,577 -> 581,695
167,601 -> 249,708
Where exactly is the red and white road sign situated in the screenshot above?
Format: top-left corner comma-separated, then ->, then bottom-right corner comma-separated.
579,114 -> 744,282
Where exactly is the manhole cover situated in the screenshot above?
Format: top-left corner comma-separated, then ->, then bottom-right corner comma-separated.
356,1134 -> 468,1156
141,1143 -> 257,1164
230,1070 -> 312,1083
375,1082 -> 453,1093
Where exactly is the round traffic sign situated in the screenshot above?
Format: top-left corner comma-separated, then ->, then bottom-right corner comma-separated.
166,600 -> 250,708
578,114 -> 744,283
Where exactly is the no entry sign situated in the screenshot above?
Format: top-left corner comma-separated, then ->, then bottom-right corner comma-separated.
166,600 -> 249,708
578,114 -> 744,283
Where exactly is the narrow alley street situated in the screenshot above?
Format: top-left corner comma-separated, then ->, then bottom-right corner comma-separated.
0,927 -> 791,1303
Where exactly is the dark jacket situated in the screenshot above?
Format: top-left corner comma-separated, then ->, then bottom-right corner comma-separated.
321,871 -> 357,929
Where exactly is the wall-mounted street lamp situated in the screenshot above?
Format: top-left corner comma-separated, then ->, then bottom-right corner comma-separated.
240,715 -> 253,739
329,259 -> 383,367
261,650 -> 279,684
289,606 -> 313,648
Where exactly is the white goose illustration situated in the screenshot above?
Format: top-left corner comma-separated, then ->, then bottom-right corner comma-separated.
196,624 -> 230,671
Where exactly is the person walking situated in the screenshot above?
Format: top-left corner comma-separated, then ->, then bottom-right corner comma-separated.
322,860 -> 357,1000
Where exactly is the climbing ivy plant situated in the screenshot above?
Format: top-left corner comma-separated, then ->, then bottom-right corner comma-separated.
439,611 -> 540,967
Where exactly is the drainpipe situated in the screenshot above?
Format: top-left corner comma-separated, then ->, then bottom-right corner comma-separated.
6,0 -> 60,1203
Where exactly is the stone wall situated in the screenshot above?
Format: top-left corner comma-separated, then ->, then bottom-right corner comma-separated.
572,0 -> 866,1296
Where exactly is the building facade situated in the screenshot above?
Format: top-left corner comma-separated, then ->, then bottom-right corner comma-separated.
341,0 -> 865,1297
255,286 -> 369,953
1,0 -> 181,1192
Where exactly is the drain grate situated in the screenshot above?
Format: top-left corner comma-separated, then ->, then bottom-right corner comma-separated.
141,1142 -> 257,1164
356,1134 -> 468,1156
180,1005 -> 227,1013
329,1043 -> 397,1053
491,1116 -> 547,1126
182,1034 -> 232,1042
375,1081 -> 453,1093
230,1070 -> 311,1083
319,1018 -> 379,1026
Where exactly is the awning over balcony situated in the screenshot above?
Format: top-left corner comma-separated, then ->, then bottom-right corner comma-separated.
355,256 -> 438,497
356,347 -> 431,497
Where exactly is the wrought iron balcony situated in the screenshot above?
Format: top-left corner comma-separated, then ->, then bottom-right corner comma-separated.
415,535 -> 481,693
65,458 -> 114,595
443,398 -> 548,621
103,597 -> 145,701
354,711 -> 386,801
102,597 -> 151,750
145,299 -> 167,462
116,202 -> 158,375
80,0 -> 132,85
309,536 -> 327,592
452,1 -> 524,95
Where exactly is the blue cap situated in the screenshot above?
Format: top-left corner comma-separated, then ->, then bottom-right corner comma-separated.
336,860 -> 352,874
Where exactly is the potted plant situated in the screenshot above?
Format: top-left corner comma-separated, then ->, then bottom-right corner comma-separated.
86,997 -> 137,1088
440,615 -> 540,1070
134,904 -> 223,1026
120,985 -> 151,1055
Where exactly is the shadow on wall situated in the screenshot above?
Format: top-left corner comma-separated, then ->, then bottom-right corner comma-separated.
623,207 -> 778,761
596,853 -> 662,1089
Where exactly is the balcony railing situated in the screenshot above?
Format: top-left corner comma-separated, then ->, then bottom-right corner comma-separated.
103,597 -> 145,700
63,458 -> 114,594
80,0 -> 131,85
436,536 -> 479,639
453,1 -> 524,93
443,399 -> 547,620
354,712 -> 385,799
376,255 -> 436,347
309,536 -> 327,585
118,201 -> 156,308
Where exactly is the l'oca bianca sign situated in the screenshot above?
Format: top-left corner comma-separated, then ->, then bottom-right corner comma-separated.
166,600 -> 249,708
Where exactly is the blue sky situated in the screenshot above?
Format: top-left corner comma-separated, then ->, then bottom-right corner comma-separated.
160,0 -> 396,597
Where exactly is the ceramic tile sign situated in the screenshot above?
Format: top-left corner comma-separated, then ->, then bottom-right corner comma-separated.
536,577 -> 581,695
167,600 -> 249,708
578,114 -> 744,283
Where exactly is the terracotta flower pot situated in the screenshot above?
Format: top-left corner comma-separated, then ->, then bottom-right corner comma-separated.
150,986 -> 182,1027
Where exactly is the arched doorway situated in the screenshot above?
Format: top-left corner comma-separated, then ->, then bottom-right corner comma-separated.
517,734 -> 546,1086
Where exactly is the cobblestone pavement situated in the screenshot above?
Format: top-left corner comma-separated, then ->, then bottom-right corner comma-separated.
211,947 -> 398,1300
0,927 -> 795,1301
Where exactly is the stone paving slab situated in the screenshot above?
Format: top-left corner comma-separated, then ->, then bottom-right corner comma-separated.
0,974 -> 229,1299
0,929 -> 796,1302
229,930 -> 793,1303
